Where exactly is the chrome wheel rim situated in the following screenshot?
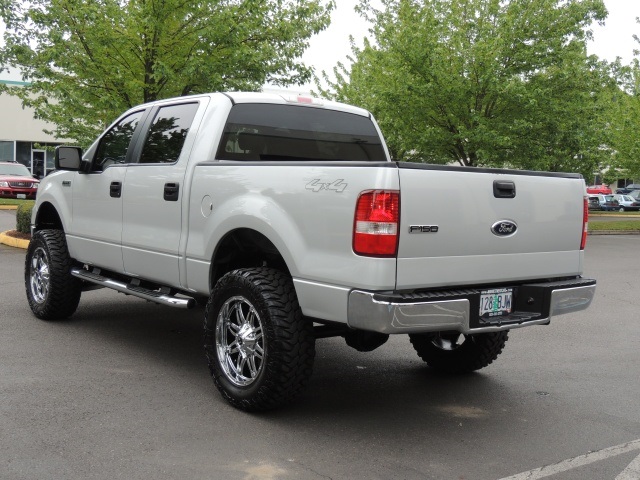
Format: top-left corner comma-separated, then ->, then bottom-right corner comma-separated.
431,332 -> 465,351
216,296 -> 265,387
29,246 -> 50,304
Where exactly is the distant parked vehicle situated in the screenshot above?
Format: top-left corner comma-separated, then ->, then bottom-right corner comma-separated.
586,184 -> 612,195
587,196 -> 602,211
0,161 -> 39,199
615,184 -> 640,194
612,194 -> 640,212
588,194 -> 617,211
601,195 -> 620,211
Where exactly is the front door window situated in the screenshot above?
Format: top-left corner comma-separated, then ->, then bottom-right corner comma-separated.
93,111 -> 144,171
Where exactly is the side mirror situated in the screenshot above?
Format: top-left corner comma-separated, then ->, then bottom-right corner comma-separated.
55,146 -> 83,171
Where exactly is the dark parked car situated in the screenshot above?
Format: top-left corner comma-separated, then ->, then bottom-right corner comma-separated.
600,195 -> 620,211
615,184 -> 640,194
0,162 -> 39,199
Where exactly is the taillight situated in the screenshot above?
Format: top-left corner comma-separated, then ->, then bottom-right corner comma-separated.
353,190 -> 400,257
581,196 -> 588,250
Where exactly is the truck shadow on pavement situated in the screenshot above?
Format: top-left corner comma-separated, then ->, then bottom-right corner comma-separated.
60,290 -> 517,423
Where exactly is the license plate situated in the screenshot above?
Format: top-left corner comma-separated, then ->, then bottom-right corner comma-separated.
479,288 -> 513,318
17,194 -> 26,199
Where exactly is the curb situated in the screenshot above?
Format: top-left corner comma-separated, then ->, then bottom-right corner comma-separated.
0,205 -> 19,210
588,230 -> 640,235
0,231 -> 30,249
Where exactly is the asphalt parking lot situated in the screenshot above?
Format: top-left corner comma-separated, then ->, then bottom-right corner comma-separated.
1,213 -> 639,479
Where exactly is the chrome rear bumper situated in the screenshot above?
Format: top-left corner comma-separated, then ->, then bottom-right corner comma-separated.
347,277 -> 596,335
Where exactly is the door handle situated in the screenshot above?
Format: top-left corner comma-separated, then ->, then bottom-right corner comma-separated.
110,181 -> 122,198
164,182 -> 179,201
493,180 -> 516,198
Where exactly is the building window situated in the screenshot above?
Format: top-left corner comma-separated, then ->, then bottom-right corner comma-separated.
46,149 -> 55,170
16,141 -> 31,168
0,141 -> 15,162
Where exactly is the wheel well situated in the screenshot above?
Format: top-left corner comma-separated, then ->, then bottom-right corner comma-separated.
34,202 -> 63,232
210,229 -> 290,290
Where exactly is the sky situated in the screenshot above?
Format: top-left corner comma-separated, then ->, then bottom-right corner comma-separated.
1,0 -> 639,88
298,0 -> 640,92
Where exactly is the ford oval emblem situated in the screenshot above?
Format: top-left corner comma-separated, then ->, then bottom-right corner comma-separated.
491,220 -> 517,237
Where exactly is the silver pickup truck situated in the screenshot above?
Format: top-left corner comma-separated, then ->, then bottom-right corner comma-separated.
25,92 -> 596,411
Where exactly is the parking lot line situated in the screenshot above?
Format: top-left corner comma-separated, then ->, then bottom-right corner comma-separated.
497,439 -> 640,480
616,450 -> 640,480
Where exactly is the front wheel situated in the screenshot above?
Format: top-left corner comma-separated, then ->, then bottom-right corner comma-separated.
24,229 -> 81,320
204,268 -> 315,411
409,331 -> 509,373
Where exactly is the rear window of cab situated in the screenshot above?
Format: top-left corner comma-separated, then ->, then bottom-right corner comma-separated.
216,103 -> 387,162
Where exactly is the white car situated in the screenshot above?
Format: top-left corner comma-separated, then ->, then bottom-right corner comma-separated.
612,194 -> 640,212
588,194 -> 607,210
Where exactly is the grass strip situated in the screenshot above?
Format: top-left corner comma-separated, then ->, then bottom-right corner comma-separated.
589,220 -> 640,231
0,199 -> 31,206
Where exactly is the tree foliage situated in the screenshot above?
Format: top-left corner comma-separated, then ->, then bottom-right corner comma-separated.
605,22 -> 640,180
0,0 -> 334,145
319,0 -> 609,177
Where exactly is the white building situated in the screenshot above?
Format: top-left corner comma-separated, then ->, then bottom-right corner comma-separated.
0,76 -> 67,177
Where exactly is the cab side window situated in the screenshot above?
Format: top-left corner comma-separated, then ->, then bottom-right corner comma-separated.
139,103 -> 199,164
93,111 -> 144,171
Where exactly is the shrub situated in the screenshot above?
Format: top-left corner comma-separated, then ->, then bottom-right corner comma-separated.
16,201 -> 35,234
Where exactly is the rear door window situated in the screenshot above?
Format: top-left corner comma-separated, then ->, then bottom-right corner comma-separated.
139,103 -> 199,164
216,104 -> 387,162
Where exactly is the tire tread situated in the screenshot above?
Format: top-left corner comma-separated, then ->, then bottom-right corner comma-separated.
409,331 -> 509,373
24,229 -> 81,320
204,267 -> 315,411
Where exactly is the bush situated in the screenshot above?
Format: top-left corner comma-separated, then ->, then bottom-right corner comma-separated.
16,201 -> 35,234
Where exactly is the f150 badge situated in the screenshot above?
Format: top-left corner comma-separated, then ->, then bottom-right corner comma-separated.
491,220 -> 517,237
305,179 -> 348,193
409,225 -> 439,233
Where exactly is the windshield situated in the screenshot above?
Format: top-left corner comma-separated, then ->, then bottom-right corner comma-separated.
0,163 -> 32,177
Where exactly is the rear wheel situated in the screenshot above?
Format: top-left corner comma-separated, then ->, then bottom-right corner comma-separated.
204,268 -> 315,411
409,331 -> 509,373
25,229 -> 81,320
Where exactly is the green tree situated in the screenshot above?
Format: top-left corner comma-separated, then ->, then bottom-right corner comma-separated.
605,25 -> 640,181
0,0 -> 334,145
319,0 -> 608,177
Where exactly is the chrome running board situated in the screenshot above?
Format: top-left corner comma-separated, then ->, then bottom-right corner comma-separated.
71,267 -> 195,309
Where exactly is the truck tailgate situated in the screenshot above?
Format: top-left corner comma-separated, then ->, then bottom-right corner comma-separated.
396,164 -> 586,290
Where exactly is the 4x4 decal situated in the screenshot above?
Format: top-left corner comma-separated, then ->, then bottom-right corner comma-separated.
305,179 -> 348,193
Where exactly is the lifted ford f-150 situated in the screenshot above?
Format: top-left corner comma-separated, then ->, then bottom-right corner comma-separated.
25,92 -> 596,411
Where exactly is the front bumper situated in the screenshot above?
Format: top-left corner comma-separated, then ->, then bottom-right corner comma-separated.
0,189 -> 37,199
347,277 -> 596,335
